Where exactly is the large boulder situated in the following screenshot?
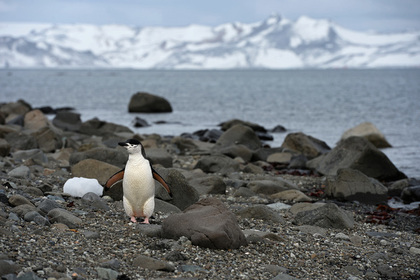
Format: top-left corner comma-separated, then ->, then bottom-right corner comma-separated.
247,179 -> 297,195
162,198 -> 247,249
69,147 -> 128,168
213,124 -> 262,151
340,122 -> 391,148
219,119 -> 267,132
53,111 -> 82,132
281,132 -> 330,159
194,154 -> 240,175
154,168 -> 199,211
292,203 -> 354,229
307,136 -> 406,182
128,92 -> 172,113
71,159 -> 121,185
325,168 -> 388,204
79,118 -> 133,137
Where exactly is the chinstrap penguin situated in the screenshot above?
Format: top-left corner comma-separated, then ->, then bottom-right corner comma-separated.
105,139 -> 172,224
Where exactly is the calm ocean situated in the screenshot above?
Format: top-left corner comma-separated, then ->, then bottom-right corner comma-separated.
1,69 -> 420,178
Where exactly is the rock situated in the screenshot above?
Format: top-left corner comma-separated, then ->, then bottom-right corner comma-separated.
325,168 -> 388,204
162,197 -> 247,249
37,199 -> 63,214
79,118 -> 133,137
132,255 -> 175,271
194,154 -> 240,174
47,208 -> 82,228
401,185 -> 420,203
218,144 -> 254,162
271,125 -> 287,133
293,203 -> 354,229
96,267 -> 119,280
23,109 -> 49,131
236,205 -> 285,224
153,168 -> 199,210
219,119 -> 267,132
307,136 -> 406,181
188,175 -> 227,195
128,92 -> 172,113
9,194 -> 34,207
233,187 -> 257,198
267,152 -> 292,164
289,203 -> 325,215
69,147 -> 128,168
12,149 -> 47,165
23,211 -> 50,226
171,136 -> 199,154
132,116 -> 149,127
281,132 -> 330,159
213,124 -> 262,151
252,147 -> 284,162
247,179 -> 297,195
387,179 -> 410,197
71,159 -> 121,185
340,122 -> 391,148
11,204 -> 40,217
7,165 -> 30,178
196,129 -> 223,143
146,148 -> 173,168
155,199 -> 181,215
271,189 -> 313,202
5,131 -> 37,152
52,111 -> 82,131
0,138 -> 11,156
0,99 -> 31,117
32,126 -> 63,153
81,192 -> 110,211
0,260 -> 21,277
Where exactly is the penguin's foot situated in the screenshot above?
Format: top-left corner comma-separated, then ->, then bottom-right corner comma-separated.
141,217 -> 150,224
130,216 -> 137,223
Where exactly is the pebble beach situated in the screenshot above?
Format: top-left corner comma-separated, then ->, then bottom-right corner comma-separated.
1,99 -> 419,280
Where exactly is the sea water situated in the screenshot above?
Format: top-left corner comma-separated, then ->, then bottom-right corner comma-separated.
1,69 -> 419,178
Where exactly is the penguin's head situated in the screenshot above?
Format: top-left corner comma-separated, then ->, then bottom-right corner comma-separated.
118,139 -> 146,157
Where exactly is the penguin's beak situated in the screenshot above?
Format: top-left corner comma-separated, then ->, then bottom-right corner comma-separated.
118,142 -> 128,147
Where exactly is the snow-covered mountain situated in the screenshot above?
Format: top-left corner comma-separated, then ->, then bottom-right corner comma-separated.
0,15 -> 419,69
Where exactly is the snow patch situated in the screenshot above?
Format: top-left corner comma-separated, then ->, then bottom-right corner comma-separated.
63,177 -> 103,197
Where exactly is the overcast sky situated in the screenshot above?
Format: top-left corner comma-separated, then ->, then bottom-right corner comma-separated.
1,0 -> 420,33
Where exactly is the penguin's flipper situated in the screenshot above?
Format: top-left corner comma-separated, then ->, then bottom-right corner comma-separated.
152,167 -> 172,197
104,169 -> 125,189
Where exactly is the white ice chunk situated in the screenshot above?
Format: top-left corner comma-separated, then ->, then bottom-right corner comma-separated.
63,177 -> 103,197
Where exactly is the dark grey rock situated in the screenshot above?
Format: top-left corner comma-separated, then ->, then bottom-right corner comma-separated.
401,185 -> 420,203
37,199 -> 62,214
52,111 -> 82,131
146,148 -> 173,168
47,208 -> 82,228
7,166 -> 30,178
247,179 -> 297,195
69,147 -> 128,168
162,197 -> 247,249
194,154 -> 240,175
307,136 -> 406,181
0,260 -> 20,276
23,211 -> 50,226
154,167 -> 199,211
325,168 -> 388,204
81,192 -> 110,211
128,92 -> 172,113
188,175 -> 227,195
213,124 -> 262,151
95,267 -> 119,280
293,203 -> 354,229
236,205 -> 285,224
